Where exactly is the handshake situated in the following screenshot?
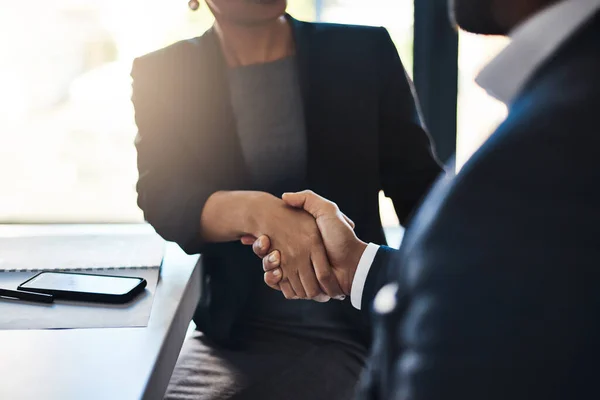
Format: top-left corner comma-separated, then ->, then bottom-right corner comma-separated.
240,191 -> 368,302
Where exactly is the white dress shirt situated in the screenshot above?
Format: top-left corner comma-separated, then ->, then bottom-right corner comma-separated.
350,0 -> 600,310
477,0 -> 600,105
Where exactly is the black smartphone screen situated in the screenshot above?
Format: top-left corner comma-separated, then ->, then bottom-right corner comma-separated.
18,272 -> 146,303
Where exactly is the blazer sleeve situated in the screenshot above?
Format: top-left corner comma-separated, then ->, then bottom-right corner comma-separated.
376,29 -> 442,226
360,246 -> 403,311
132,56 -> 213,255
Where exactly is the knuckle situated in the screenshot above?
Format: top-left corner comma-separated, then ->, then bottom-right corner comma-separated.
293,286 -> 306,298
325,202 -> 339,214
316,269 -> 333,282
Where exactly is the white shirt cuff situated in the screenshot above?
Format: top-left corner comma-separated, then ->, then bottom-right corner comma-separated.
350,243 -> 380,310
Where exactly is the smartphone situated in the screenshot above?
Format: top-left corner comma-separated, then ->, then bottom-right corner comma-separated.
18,271 -> 147,304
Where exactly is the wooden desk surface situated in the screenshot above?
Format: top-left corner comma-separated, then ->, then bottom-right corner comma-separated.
0,225 -> 201,400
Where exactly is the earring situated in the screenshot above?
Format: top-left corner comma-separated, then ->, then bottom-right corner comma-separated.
188,0 -> 200,11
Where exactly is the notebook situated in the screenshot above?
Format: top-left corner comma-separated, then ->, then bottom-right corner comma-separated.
0,234 -> 165,272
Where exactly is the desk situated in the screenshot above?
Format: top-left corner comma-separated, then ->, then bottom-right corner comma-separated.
0,225 -> 201,400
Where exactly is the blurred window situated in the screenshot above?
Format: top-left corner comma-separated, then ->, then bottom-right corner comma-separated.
0,0 -> 413,227
456,32 -> 509,169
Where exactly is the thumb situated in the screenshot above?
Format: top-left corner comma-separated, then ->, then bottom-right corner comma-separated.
342,213 -> 355,229
282,190 -> 332,220
281,191 -> 307,209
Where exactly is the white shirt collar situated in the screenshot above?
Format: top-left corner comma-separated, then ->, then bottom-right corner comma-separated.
476,0 -> 600,105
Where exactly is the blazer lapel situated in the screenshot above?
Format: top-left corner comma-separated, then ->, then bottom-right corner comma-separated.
289,16 -> 355,198
288,15 -> 311,117
186,29 -> 249,190
289,16 -> 330,194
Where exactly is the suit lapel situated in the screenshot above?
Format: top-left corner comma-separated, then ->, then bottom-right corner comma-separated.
401,159 -> 456,255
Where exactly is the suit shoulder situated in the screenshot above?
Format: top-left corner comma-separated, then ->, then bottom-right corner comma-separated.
132,32 -> 211,77
297,20 -> 393,63
309,20 -> 385,34
137,41 -> 185,63
514,55 -> 600,140
306,20 -> 388,42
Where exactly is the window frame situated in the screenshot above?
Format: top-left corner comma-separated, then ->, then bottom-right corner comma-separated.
413,0 -> 459,163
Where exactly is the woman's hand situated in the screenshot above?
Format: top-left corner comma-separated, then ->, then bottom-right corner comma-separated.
244,191 -> 366,299
246,194 -> 344,300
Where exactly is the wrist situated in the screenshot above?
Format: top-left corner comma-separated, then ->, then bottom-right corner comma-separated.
241,191 -> 278,236
200,190 -> 279,243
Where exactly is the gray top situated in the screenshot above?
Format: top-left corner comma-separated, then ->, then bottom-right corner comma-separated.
228,56 -> 307,191
227,57 -> 364,349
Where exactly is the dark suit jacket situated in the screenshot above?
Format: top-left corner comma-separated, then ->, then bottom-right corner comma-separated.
358,14 -> 600,399
132,15 -> 441,347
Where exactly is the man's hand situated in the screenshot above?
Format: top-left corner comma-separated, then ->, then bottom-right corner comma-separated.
246,194 -> 344,300
245,191 -> 367,298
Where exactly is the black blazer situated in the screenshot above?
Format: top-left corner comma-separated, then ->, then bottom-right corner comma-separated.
132,16 -> 441,346
357,15 -> 600,399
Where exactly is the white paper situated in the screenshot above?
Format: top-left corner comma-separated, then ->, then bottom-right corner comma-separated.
0,234 -> 165,272
0,268 -> 159,330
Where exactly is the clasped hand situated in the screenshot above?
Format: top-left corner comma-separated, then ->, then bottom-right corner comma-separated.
242,191 -> 367,301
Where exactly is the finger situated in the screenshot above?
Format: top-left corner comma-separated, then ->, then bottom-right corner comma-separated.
282,190 -> 338,220
287,272 -> 308,299
341,213 -> 355,229
279,279 -> 298,300
252,235 -> 272,258
264,268 -> 283,287
240,235 -> 257,245
262,251 -> 281,271
311,245 -> 344,298
284,191 -> 352,228
281,190 -> 313,209
298,262 -> 326,300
